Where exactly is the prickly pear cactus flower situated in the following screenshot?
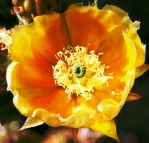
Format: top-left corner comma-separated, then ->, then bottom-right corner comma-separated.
6,4 -> 148,141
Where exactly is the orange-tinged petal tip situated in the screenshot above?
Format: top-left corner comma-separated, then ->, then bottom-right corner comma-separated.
135,64 -> 149,78
71,128 -> 79,141
127,92 -> 142,101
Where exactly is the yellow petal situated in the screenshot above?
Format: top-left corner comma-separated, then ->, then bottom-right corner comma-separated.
135,64 -> 149,78
66,103 -> 95,128
97,99 -> 119,120
12,88 -> 76,120
117,32 -> 136,107
102,5 -> 131,25
91,120 -> 119,142
103,5 -> 146,68
19,117 -> 44,130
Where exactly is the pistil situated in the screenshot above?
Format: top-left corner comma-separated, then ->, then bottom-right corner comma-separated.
72,63 -> 86,78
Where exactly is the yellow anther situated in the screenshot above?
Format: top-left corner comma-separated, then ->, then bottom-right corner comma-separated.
53,46 -> 112,100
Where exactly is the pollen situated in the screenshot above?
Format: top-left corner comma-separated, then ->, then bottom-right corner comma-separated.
53,46 -> 112,100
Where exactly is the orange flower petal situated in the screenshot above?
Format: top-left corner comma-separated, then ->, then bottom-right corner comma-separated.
95,30 -> 136,93
84,32 -> 137,122
103,5 -> 146,67
65,5 -> 122,52
13,87 -> 78,118
11,12 -> 68,65
99,29 -> 136,73
13,87 -> 97,127
6,4 -> 146,140
7,62 -> 55,89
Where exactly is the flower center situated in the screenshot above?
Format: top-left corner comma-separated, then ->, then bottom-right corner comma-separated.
72,63 -> 86,78
53,46 -> 112,100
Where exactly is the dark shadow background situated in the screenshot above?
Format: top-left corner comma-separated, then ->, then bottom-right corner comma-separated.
0,0 -> 149,143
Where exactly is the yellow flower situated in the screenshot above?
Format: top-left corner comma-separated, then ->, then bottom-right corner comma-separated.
6,4 -> 148,141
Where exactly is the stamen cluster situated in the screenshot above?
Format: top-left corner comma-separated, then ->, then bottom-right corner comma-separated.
53,46 -> 112,100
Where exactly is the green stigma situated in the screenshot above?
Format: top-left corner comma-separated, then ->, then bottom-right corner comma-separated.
72,63 -> 86,78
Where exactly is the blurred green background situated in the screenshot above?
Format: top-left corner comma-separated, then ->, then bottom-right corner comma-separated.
0,0 -> 149,143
